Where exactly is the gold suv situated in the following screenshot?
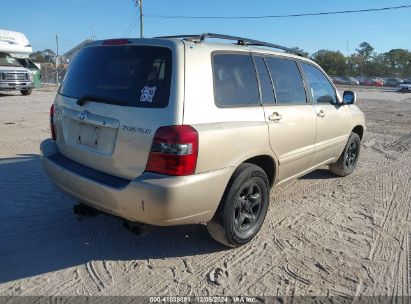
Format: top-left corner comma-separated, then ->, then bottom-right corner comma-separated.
41,33 -> 365,247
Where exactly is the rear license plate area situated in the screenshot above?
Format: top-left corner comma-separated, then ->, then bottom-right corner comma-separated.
77,123 -> 101,149
61,110 -> 119,156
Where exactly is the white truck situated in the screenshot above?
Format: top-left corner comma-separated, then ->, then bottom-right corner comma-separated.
0,29 -> 33,95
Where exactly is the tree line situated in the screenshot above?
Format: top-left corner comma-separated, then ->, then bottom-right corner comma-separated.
304,42 -> 411,78
29,49 -> 57,64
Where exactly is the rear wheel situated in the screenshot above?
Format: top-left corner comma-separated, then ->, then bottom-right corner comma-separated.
20,89 -> 32,96
207,163 -> 269,247
329,132 -> 361,177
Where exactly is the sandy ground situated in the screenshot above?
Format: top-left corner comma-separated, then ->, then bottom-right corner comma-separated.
0,86 -> 410,297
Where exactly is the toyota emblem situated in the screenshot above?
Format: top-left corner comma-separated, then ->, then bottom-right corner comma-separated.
79,112 -> 87,121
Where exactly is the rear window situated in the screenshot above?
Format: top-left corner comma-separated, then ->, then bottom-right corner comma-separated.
212,53 -> 260,107
59,45 -> 172,108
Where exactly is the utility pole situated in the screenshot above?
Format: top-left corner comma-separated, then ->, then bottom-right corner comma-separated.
137,0 -> 143,38
55,34 -> 59,86
91,24 -> 96,40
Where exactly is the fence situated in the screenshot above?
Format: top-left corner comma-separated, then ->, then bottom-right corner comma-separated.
40,64 -> 67,86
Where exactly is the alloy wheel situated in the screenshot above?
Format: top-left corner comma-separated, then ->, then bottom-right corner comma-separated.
233,180 -> 262,234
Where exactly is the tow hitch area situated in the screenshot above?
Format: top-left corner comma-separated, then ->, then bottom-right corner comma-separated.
73,203 -> 98,217
123,220 -> 153,236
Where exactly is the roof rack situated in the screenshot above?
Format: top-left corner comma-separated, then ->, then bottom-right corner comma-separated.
155,33 -> 305,57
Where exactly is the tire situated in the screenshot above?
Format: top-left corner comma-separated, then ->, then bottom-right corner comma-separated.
20,89 -> 32,96
329,132 -> 361,177
207,163 -> 269,247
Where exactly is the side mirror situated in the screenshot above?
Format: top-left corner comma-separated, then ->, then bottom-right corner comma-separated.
343,91 -> 356,105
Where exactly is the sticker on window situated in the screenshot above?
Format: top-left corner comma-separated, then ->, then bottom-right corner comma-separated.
140,85 -> 157,103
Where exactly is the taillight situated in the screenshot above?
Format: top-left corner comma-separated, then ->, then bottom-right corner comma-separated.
145,125 -> 198,176
50,104 -> 56,140
102,39 -> 130,46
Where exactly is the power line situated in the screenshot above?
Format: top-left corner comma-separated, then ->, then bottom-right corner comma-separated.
123,13 -> 139,37
126,20 -> 139,38
145,4 -> 411,19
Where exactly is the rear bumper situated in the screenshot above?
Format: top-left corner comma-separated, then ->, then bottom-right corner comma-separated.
40,139 -> 234,226
0,81 -> 33,90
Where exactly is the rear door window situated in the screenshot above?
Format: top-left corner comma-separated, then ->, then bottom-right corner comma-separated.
212,53 -> 260,107
59,45 -> 172,108
265,57 -> 307,104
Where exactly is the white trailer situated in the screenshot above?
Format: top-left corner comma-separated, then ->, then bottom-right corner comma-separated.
0,29 -> 32,57
0,29 -> 33,95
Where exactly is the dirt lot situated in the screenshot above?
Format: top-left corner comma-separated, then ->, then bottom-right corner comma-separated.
0,87 -> 410,297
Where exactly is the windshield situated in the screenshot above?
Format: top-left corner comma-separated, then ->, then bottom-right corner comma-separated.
0,53 -> 23,67
59,45 -> 172,108
17,58 -> 39,70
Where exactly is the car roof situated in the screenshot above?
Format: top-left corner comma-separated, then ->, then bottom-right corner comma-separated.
88,36 -> 320,70
155,36 -> 318,66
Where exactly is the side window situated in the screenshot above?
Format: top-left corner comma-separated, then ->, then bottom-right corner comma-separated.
301,63 -> 336,104
213,53 -> 260,107
253,56 -> 275,105
265,57 -> 307,104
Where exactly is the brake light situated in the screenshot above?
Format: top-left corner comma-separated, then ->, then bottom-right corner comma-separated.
145,125 -> 198,176
102,39 -> 130,46
50,104 -> 56,140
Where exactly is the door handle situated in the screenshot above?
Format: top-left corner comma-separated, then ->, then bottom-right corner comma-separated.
317,110 -> 326,118
268,112 -> 283,122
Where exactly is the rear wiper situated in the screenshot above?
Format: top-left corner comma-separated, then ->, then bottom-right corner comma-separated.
76,95 -> 124,106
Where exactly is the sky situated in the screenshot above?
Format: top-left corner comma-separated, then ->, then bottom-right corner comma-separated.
1,0 -> 410,56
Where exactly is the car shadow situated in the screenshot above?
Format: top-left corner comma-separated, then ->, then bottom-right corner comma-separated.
0,92 -> 16,97
381,88 -> 398,92
0,155 -> 225,284
299,168 -> 339,180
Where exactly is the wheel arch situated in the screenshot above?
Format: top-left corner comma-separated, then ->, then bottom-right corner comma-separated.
211,154 -> 277,220
242,155 -> 277,188
352,125 -> 364,140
